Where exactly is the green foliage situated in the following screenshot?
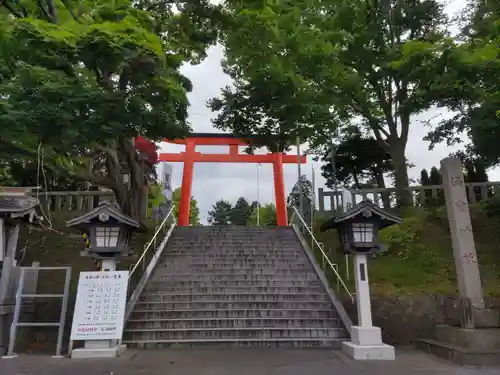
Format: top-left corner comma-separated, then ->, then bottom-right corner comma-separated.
247,203 -> 277,226
287,174 -> 314,222
207,199 -> 233,225
479,196 -> 500,221
207,197 -> 257,225
217,0 -> 451,206
230,197 -> 255,225
315,206 -> 500,296
320,130 -> 392,189
426,0 -> 500,165
172,187 -> 200,225
0,0 -> 221,221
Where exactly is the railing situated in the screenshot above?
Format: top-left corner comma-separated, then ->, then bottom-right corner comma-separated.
289,206 -> 353,300
28,190 -> 115,214
124,207 -> 176,323
318,181 -> 500,212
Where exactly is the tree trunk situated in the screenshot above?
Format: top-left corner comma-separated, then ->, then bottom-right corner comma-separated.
389,145 -> 412,207
371,168 -> 391,209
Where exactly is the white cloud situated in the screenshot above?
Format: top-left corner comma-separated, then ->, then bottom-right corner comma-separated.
160,0 -> 500,223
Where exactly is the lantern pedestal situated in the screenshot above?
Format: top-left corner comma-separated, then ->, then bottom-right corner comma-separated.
341,254 -> 395,360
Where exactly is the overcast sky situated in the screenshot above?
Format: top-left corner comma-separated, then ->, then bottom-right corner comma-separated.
159,0 -> 495,223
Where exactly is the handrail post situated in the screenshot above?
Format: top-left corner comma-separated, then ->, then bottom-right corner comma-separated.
289,205 -> 353,300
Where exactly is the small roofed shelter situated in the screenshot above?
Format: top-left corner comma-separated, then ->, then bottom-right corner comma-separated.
0,186 -> 43,265
0,187 -> 44,356
66,202 -> 140,259
320,200 -> 402,254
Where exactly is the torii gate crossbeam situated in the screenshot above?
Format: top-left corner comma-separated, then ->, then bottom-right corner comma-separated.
160,133 -> 306,226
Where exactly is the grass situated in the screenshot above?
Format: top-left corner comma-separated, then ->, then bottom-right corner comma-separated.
312,204 -> 500,297
14,212 -> 157,353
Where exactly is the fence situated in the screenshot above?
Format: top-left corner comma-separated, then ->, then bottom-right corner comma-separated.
28,191 -> 116,214
318,182 -> 500,212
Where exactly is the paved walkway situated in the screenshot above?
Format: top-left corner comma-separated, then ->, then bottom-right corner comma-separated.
1,348 -> 498,375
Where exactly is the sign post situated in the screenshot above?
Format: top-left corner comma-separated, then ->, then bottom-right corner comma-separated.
70,271 -> 129,359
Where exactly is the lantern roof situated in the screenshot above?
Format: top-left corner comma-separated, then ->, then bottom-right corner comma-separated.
320,200 -> 402,232
0,187 -> 43,223
66,202 -> 140,231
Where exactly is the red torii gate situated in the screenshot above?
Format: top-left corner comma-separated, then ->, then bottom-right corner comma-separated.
160,133 -> 306,227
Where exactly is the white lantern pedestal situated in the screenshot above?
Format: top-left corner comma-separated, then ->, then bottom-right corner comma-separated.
341,254 -> 395,360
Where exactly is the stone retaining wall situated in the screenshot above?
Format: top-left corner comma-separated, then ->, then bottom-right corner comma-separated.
342,294 -> 500,345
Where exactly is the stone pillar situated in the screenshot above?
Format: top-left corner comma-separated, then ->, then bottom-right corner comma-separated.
354,254 -> 372,327
440,157 -> 484,309
0,224 -> 20,357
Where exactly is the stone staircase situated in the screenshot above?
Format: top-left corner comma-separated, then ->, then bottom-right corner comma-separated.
123,226 -> 349,348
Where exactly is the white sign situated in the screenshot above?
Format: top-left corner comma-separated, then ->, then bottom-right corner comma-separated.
70,271 -> 129,341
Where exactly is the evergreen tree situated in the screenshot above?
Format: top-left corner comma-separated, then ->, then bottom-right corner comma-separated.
230,197 -> 253,225
207,200 -> 233,225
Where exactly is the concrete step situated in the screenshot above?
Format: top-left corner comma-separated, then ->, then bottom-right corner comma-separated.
135,301 -> 333,310
163,255 -> 304,261
157,262 -> 311,269
154,265 -> 313,273
129,308 -> 338,320
138,293 -> 331,302
165,247 -> 303,253
144,285 -> 325,294
126,318 -> 340,330
159,258 -> 309,265
123,337 -> 343,349
149,273 -> 320,282
164,253 -> 307,260
123,327 -> 345,341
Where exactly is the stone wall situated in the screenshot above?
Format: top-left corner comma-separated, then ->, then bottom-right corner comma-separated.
342,294 -> 500,346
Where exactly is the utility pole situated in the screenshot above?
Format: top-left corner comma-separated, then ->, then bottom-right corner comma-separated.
327,141 -> 339,210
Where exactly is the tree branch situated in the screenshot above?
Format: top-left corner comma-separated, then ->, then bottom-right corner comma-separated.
36,0 -> 53,22
46,0 -> 58,23
1,0 -> 25,18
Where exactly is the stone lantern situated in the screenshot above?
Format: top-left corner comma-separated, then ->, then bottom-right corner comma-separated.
320,200 -> 402,361
66,202 -> 140,271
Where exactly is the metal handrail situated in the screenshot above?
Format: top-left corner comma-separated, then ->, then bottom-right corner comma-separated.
289,206 -> 353,299
123,207 -> 176,327
130,206 -> 175,279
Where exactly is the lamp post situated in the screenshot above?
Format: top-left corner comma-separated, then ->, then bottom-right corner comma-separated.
320,200 -> 402,360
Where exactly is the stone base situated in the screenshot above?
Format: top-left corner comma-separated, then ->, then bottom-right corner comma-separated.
1,354 -> 18,359
417,339 -> 500,366
351,326 -> 383,346
342,341 -> 395,360
474,309 -> 500,328
417,324 -> 500,366
71,344 -> 126,359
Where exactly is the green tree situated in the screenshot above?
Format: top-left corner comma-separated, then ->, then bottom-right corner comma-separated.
247,203 -> 277,227
230,197 -> 254,225
0,0 -> 221,221
320,130 -> 393,190
420,169 -> 431,186
216,0 -> 451,206
426,0 -> 500,165
287,175 -> 314,220
172,187 -> 200,225
207,199 -> 233,225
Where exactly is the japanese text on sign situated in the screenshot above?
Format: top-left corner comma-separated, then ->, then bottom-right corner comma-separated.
70,270 -> 129,341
